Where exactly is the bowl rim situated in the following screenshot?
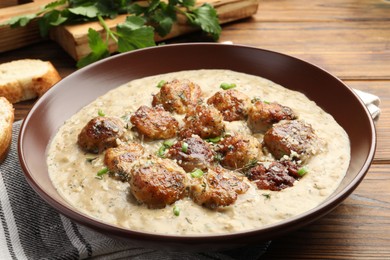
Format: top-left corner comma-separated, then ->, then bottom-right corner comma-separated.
18,42 -> 377,245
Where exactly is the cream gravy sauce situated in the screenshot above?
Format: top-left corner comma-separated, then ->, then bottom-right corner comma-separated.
47,69 -> 350,235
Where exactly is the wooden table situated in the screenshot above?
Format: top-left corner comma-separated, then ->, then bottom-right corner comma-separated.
1,0 -> 390,258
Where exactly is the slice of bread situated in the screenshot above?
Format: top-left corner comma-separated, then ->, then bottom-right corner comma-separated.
0,59 -> 61,103
0,97 -> 14,162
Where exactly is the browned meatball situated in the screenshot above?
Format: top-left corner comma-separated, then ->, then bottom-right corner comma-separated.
104,143 -> 145,181
129,157 -> 188,209
152,79 -> 203,114
216,133 -> 263,170
207,89 -> 251,121
189,167 -> 249,209
130,105 -> 179,140
179,104 -> 225,139
248,100 -> 297,133
263,120 -> 318,160
166,135 -> 215,172
247,161 -> 299,191
77,116 -> 126,154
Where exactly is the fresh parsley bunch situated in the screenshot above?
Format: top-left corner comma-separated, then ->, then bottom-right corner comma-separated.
6,0 -> 221,67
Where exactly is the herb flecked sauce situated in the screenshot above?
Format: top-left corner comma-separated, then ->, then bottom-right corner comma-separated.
47,70 -> 350,235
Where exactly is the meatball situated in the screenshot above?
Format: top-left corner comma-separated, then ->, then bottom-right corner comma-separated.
179,104 -> 225,139
166,135 -> 215,172
104,142 -> 145,181
247,161 -> 299,191
263,120 -> 318,160
207,89 -> 252,121
248,100 -> 297,133
189,167 -> 249,209
216,133 -> 263,170
130,105 -> 179,140
152,79 -> 203,114
77,116 -> 126,154
129,157 -> 188,209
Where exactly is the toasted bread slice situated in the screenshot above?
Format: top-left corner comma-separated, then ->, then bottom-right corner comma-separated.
0,59 -> 61,103
0,97 -> 14,162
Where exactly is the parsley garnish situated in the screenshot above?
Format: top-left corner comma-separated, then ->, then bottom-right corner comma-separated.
4,0 -> 221,68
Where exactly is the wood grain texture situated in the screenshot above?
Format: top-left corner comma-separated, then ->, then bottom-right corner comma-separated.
219,21 -> 390,79
263,164 -> 390,259
258,0 -> 390,22
1,0 -> 389,258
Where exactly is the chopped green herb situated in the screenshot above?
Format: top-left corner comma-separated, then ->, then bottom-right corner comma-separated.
181,142 -> 189,153
96,167 -> 109,179
163,140 -> 175,147
206,136 -> 221,143
220,83 -> 236,90
86,157 -> 97,163
263,100 -> 271,104
262,193 -> 271,200
251,97 -> 261,103
157,145 -> 168,158
157,80 -> 166,88
173,205 -> 180,216
157,139 -> 175,158
239,158 -> 258,172
297,166 -> 308,176
98,109 -> 105,116
214,153 -> 223,162
190,168 -> 204,178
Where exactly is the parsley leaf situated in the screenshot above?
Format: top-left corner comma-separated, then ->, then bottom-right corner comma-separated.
116,16 -> 156,52
68,5 -> 100,18
5,0 -> 222,66
190,3 -> 221,40
4,14 -> 37,27
77,28 -> 110,68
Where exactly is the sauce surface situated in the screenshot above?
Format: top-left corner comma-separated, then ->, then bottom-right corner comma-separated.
47,69 -> 350,235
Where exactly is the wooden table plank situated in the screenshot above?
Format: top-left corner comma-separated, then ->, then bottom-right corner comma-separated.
219,21 -> 390,79
263,164 -> 390,259
258,0 -> 390,22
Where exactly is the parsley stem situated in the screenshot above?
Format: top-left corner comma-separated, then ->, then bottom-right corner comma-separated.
98,15 -> 118,43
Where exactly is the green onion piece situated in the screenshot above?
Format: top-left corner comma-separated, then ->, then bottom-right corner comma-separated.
206,136 -> 221,143
297,166 -> 308,176
181,142 -> 188,153
220,83 -> 236,90
263,100 -> 271,104
190,169 -> 204,178
96,167 -> 109,179
173,205 -> 180,216
163,140 -> 175,147
98,109 -> 105,116
157,140 -> 175,158
157,145 -> 167,158
157,80 -> 166,88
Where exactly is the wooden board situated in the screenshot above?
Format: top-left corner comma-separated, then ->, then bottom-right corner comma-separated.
0,0 -> 259,59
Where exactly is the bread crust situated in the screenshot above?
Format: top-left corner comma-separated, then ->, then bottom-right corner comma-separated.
0,97 -> 14,162
0,59 -> 61,103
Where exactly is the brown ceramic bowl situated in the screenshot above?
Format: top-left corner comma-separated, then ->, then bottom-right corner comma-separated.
18,43 -> 376,251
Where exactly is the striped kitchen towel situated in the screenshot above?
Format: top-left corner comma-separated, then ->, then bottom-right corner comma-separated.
0,121 -> 270,260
